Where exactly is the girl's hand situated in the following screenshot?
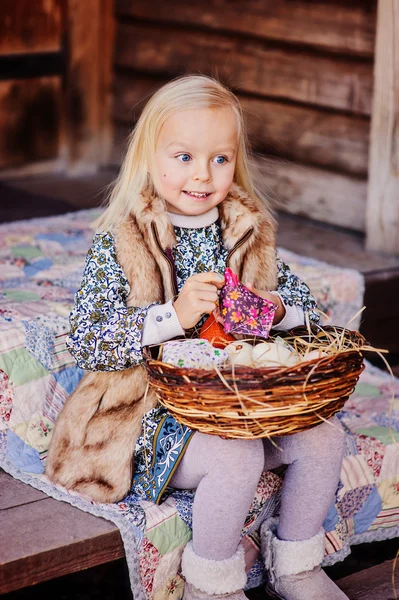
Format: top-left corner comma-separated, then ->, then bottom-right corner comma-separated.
245,283 -> 286,325
174,272 -> 225,330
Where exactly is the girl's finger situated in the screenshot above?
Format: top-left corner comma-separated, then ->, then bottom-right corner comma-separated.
189,282 -> 218,294
198,300 -> 218,315
191,272 -> 225,288
196,290 -> 218,304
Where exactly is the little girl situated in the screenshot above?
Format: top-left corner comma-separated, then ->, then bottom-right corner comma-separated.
47,75 -> 348,600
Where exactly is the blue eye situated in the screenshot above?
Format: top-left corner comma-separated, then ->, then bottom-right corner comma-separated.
214,155 -> 227,164
177,154 -> 191,162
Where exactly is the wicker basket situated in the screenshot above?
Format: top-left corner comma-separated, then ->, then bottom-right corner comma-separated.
143,326 -> 366,439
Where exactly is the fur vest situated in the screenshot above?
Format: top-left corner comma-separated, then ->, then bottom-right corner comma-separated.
46,184 -> 277,503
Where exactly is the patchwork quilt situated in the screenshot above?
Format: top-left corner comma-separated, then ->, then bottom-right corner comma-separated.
1,209 -> 398,600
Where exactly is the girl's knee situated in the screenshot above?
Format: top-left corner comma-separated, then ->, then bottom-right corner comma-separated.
320,416 -> 345,446
328,416 -> 345,457
301,417 -> 345,457
209,436 -> 264,477
284,417 -> 345,461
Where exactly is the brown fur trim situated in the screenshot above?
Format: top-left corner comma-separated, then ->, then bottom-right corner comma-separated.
220,184 -> 277,291
219,183 -> 276,247
46,369 -> 158,503
116,215 -> 165,306
132,186 -> 176,251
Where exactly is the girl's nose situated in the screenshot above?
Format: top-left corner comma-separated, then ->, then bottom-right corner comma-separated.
193,173 -> 211,183
193,163 -> 211,183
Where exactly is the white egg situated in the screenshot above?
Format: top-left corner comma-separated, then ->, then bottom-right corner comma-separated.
301,350 -> 328,363
252,342 -> 298,368
225,341 -> 254,366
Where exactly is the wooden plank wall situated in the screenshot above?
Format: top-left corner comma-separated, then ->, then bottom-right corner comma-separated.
0,0 -> 62,55
113,0 -> 377,232
0,0 -> 114,176
0,0 -> 63,172
63,0 -> 115,174
366,0 -> 399,254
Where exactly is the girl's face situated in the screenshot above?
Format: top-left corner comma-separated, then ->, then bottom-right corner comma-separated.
153,107 -> 238,215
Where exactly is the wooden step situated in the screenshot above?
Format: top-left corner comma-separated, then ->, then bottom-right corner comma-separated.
337,559 -> 398,600
0,471 -> 124,595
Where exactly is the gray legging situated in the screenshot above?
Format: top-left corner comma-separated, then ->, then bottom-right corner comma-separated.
170,417 -> 345,561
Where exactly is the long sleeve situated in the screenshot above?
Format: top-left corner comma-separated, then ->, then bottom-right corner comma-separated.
276,252 -> 320,326
270,292 -> 306,331
66,232 -> 158,371
141,300 -> 185,346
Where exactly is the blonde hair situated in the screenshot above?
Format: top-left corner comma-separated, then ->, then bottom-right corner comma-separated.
95,74 -> 264,232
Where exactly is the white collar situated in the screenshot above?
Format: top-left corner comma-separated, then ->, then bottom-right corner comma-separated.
167,207 -> 219,228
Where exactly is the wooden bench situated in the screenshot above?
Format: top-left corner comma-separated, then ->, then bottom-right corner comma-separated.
0,470 -> 124,595
2,469 -> 398,599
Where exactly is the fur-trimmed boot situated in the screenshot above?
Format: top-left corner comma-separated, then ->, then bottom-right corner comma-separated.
260,519 -> 348,600
181,541 -> 247,600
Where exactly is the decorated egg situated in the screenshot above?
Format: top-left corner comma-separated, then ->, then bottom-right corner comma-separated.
252,342 -> 298,368
200,313 -> 235,349
225,341 -> 254,366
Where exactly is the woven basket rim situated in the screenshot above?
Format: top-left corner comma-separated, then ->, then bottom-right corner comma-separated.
143,325 -> 366,376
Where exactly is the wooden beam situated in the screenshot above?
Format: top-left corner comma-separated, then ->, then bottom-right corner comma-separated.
63,0 -> 114,174
0,0 -> 62,56
0,77 -> 62,170
115,22 -> 373,115
255,160 -> 367,231
365,0 -> 399,255
113,74 -> 370,176
244,98 -> 369,177
116,0 -> 377,58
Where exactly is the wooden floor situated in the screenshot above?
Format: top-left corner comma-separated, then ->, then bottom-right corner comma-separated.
337,560 -> 399,600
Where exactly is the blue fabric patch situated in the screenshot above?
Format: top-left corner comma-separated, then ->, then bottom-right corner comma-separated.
0,430 -> 7,462
6,429 -> 44,474
58,269 -> 87,294
36,233 -> 88,252
24,320 -> 54,370
337,418 -> 359,456
54,365 -> 85,395
173,489 -> 195,529
353,485 -> 382,534
372,412 -> 399,432
244,557 -> 267,590
323,499 -> 340,532
23,258 -> 53,278
37,233 -> 77,244
0,278 -> 26,289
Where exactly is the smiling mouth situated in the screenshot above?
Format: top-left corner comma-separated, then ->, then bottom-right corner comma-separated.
183,191 -> 212,199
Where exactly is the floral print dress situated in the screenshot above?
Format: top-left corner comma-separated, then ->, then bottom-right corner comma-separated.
67,219 -> 319,504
